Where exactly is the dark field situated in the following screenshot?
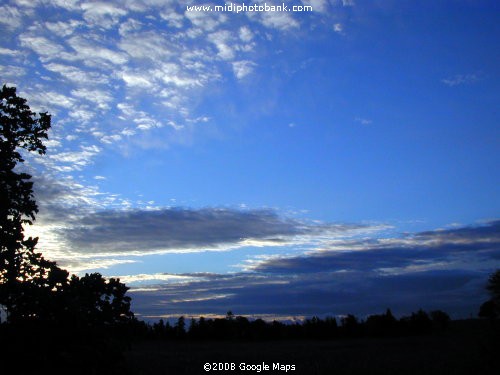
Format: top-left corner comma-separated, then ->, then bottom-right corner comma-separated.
123,320 -> 499,375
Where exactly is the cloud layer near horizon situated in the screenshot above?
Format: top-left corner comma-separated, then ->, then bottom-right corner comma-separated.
127,221 -> 499,320
25,168 -> 499,320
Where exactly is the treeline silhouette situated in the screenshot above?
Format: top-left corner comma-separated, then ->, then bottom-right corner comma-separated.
138,308 -> 451,341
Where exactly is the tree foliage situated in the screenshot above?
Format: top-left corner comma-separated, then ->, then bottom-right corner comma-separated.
0,84 -> 51,318
0,84 -> 133,325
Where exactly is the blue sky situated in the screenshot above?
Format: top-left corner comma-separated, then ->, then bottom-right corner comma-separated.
1,0 -> 499,320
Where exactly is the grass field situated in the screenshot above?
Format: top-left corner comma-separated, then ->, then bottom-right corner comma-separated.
122,320 -> 499,375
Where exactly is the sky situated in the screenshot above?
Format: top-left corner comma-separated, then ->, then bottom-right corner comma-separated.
1,0 -> 499,321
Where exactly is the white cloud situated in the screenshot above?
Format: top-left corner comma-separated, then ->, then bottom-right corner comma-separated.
154,63 -> 202,87
49,0 -> 81,11
121,0 -> 178,13
160,10 -> 184,28
121,70 -> 156,88
185,10 -> 227,32
118,18 -> 143,35
239,26 -> 253,42
121,128 -> 136,136
12,0 -> 40,7
19,34 -> 66,60
49,145 -> 101,170
81,2 -> 128,29
209,30 -> 236,60
0,47 -> 22,56
0,5 -> 23,29
118,31 -> 174,60
333,23 -> 344,34
26,90 -> 77,111
355,117 -> 372,125
115,273 -> 197,285
232,60 -> 256,79
117,102 -> 164,131
67,35 -> 129,66
0,65 -> 26,81
101,134 -> 122,144
302,0 -> 329,13
45,19 -> 83,37
342,0 -> 355,6
44,62 -> 110,85
253,10 -> 300,31
68,108 -> 96,123
71,88 -> 113,110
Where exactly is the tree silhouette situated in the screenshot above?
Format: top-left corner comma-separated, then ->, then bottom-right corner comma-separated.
486,270 -> 500,302
64,273 -> 133,325
175,316 -> 186,338
0,84 -> 52,320
0,84 -> 134,325
479,269 -> 500,319
365,308 -> 398,336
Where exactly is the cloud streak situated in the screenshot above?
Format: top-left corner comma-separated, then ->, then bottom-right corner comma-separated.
127,221 -> 499,320
441,73 -> 480,87
47,205 -> 381,255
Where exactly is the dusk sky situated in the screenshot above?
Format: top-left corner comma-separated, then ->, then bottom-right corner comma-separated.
1,0 -> 499,321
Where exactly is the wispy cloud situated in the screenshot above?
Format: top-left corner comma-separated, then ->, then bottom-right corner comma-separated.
232,60 -> 257,79
342,0 -> 355,6
355,117 -> 372,125
441,73 -> 480,87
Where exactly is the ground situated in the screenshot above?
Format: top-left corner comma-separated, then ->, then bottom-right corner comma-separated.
123,320 -> 499,375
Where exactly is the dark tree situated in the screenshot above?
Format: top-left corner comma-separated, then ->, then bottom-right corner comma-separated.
365,309 -> 398,336
340,314 -> 359,336
65,273 -> 134,325
0,84 -> 52,320
0,85 -> 134,325
479,269 -> 500,319
479,300 -> 497,319
486,270 -> 500,302
175,316 -> 186,338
